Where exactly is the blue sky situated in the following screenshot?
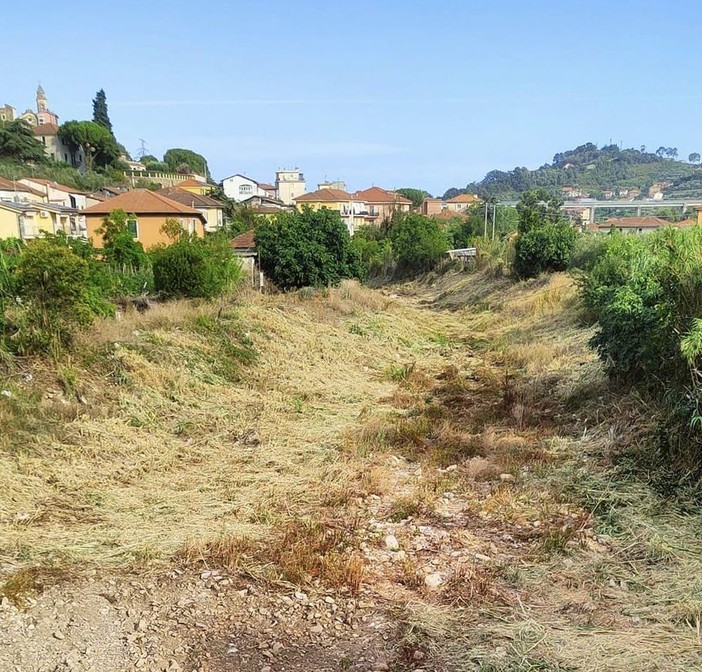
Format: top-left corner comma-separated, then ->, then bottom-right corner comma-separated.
3,0 -> 700,195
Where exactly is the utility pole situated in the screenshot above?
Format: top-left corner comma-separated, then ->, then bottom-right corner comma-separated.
492,202 -> 497,240
484,201 -> 488,238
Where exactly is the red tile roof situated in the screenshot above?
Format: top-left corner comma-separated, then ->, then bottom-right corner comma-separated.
32,123 -> 59,136
157,187 -> 224,209
294,188 -> 353,202
0,177 -> 44,197
599,216 -> 674,229
176,178 -> 210,188
353,187 -> 412,204
81,189 -> 206,221
231,229 -> 256,249
258,183 -> 276,191
447,193 -> 480,204
20,178 -> 86,195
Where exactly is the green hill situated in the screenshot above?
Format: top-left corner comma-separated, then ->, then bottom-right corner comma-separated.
444,143 -> 702,200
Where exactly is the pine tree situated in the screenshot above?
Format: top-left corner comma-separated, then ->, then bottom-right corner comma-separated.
92,89 -> 113,135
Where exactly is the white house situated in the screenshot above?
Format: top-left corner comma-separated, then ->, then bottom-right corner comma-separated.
276,169 -> 306,205
18,178 -> 90,209
222,174 -> 264,202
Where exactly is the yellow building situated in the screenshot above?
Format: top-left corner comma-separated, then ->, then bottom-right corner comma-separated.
696,206 -> 702,226
176,178 -> 216,196
293,188 -> 368,234
0,202 -> 73,240
82,189 -> 206,250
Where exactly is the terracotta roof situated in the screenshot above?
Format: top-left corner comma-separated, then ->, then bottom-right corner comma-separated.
599,216 -> 673,229
250,205 -> 284,215
176,178 -> 209,188
157,187 -> 224,209
353,187 -> 412,204
231,229 -> 255,249
294,188 -> 353,202
432,210 -> 468,220
81,189 -> 206,221
0,177 -> 44,197
258,183 -> 276,191
20,178 -> 86,195
447,193 -> 480,204
676,219 -> 698,228
32,123 -> 59,136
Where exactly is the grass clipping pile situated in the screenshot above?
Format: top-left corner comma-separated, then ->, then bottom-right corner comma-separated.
1,274 -> 701,671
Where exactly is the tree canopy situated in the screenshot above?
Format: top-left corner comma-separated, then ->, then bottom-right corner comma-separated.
395,188 -> 431,208
0,119 -> 47,162
255,208 -> 359,290
58,121 -> 121,170
92,89 -> 113,135
163,148 -> 210,178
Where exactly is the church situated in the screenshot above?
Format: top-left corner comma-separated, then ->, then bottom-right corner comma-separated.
20,85 -> 60,127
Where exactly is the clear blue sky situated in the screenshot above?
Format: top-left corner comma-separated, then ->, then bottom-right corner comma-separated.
3,0 -> 700,195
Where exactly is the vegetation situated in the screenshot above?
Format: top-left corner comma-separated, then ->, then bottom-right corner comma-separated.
151,231 -> 241,299
445,141 -> 702,200
580,227 -> 702,478
395,187 -> 431,208
163,148 -> 209,178
0,119 -> 47,163
91,89 -> 113,135
391,213 -> 448,274
255,207 -> 360,290
58,120 -> 121,170
513,189 -> 578,278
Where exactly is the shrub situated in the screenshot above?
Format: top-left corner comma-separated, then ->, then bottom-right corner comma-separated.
12,239 -> 94,353
581,226 -> 702,477
390,213 -> 448,274
350,225 -> 395,280
151,233 -> 241,298
97,209 -> 150,269
255,208 -> 360,290
513,189 -> 578,279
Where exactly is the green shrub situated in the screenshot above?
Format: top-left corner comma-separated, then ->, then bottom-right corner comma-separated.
513,189 -> 578,279
390,213 -> 448,274
97,209 -> 150,269
255,208 -> 360,290
350,225 -> 395,280
581,226 -> 702,477
569,233 -> 611,272
12,239 -> 95,353
151,233 -> 241,299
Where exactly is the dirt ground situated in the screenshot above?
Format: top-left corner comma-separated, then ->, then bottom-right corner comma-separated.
2,275 -> 701,671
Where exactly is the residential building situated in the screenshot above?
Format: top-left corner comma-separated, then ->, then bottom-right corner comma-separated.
230,229 -> 258,281
596,216 -> 684,234
445,193 -> 480,212
18,179 -> 94,208
294,188 -> 368,234
0,177 -> 46,203
33,123 -> 83,167
258,183 -> 277,199
560,186 -> 582,199
222,174 -> 263,202
176,178 -> 215,196
81,189 -> 206,249
276,169 -> 306,205
158,187 -> 225,233
617,187 -> 641,199
240,194 -> 291,216
421,197 -> 443,216
0,201 -> 82,240
318,180 -> 347,191
601,189 -> 615,199
352,187 -> 412,225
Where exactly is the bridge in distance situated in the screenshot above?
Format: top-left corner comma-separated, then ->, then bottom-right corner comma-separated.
499,198 -> 702,220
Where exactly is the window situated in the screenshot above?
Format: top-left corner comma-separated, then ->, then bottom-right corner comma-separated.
127,218 -> 138,237
189,218 -> 196,234
239,184 -> 253,194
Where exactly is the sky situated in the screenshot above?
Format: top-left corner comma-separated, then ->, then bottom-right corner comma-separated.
2,0 -> 701,196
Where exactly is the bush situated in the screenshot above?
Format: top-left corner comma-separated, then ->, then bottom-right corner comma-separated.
513,222 -> 578,278
97,209 -> 150,269
513,189 -> 578,279
12,239 -> 95,353
581,226 -> 702,477
350,225 -> 394,280
151,233 -> 241,298
255,208 -> 360,290
390,213 -> 448,274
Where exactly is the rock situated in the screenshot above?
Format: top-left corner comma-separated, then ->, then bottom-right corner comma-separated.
294,591 -> 308,602
424,573 -> 443,589
499,473 -> 516,483
384,535 -> 400,551
413,650 -> 426,660
445,464 -> 458,472
310,624 -> 324,634
53,630 -> 65,640
373,663 -> 390,671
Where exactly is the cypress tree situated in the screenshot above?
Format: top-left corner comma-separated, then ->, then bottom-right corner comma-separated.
92,89 -> 113,135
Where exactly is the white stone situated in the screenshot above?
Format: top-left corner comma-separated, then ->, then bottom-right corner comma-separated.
384,535 -> 400,551
424,573 -> 443,589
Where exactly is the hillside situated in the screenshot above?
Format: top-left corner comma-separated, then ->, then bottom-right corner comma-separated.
445,142 -> 702,200
1,275 -> 701,670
